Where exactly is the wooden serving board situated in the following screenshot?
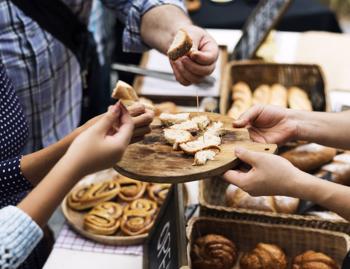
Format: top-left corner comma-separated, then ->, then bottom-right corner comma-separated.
115,112 -> 277,183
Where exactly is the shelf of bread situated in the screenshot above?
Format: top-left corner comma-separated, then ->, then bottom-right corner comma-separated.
187,217 -> 349,269
220,61 -> 329,118
199,148 -> 350,233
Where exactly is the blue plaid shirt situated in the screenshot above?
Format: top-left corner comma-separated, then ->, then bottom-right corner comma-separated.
0,0 -> 185,154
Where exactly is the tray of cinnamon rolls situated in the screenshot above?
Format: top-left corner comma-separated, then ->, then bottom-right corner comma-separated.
187,217 -> 348,269
62,169 -> 182,245
220,61 -> 328,119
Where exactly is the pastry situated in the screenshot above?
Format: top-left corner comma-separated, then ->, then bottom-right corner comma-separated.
123,198 -> 158,216
167,29 -> 193,61
227,82 -> 252,119
159,112 -> 190,125
116,176 -> 147,202
240,243 -> 287,269
68,179 -> 120,210
120,209 -> 155,236
164,128 -> 193,150
83,202 -> 123,235
288,87 -> 313,111
155,102 -> 178,116
185,0 -> 201,12
191,234 -> 238,269
180,133 -> 221,155
292,250 -> 339,269
270,84 -> 288,107
147,184 -> 171,205
281,143 -> 336,172
225,185 -> 299,214
252,84 -> 271,105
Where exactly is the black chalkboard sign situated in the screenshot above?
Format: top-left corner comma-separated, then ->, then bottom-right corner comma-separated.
143,184 -> 187,269
231,0 -> 293,60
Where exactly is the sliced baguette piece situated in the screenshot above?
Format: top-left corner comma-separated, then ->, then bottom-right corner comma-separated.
159,113 -> 190,125
191,115 -> 210,130
205,121 -> 225,136
170,120 -> 199,132
193,148 -> 219,166
163,129 -> 193,150
167,29 -> 193,61
180,133 -> 221,155
111,80 -> 139,101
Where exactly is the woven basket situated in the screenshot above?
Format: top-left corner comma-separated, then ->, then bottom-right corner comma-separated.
199,177 -> 350,233
186,217 -> 350,268
220,61 -> 329,114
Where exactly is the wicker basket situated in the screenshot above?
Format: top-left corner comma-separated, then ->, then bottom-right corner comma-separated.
199,177 -> 350,233
187,217 -> 350,268
220,61 -> 329,115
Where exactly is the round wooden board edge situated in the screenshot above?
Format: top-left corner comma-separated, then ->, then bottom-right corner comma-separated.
61,196 -> 147,246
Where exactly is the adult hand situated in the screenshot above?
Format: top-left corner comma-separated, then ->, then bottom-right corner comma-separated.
223,147 -> 301,197
233,105 -> 298,145
80,103 -> 154,143
65,102 -> 134,176
170,25 -> 219,86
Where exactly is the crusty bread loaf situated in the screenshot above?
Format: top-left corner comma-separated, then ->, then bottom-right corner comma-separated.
288,86 -> 313,111
281,143 -> 336,172
252,84 -> 271,105
270,83 -> 288,107
167,29 -> 193,61
225,185 -> 299,214
227,82 -> 252,119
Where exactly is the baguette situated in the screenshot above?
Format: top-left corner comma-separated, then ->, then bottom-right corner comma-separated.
167,29 -> 193,61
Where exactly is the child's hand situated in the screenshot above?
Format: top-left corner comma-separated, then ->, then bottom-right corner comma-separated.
223,147 -> 301,197
65,102 -> 134,176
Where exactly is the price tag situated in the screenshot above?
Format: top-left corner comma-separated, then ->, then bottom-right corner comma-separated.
231,0 -> 292,60
143,184 -> 187,269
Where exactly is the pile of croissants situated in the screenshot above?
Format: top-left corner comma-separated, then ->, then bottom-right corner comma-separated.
191,234 -> 339,269
67,176 -> 170,236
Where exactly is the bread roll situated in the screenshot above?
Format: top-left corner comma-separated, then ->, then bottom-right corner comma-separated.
191,234 -> 238,269
227,82 -> 252,119
225,185 -> 299,214
240,243 -> 287,269
252,84 -> 271,105
288,86 -> 313,111
281,143 -> 336,172
270,84 -> 288,107
292,250 -> 339,269
167,29 -> 193,61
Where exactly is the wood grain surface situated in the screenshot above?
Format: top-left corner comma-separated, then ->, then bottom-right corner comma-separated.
115,112 -> 277,183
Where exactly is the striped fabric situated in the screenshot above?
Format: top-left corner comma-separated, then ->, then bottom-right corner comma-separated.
0,0 -> 185,154
0,206 -> 43,269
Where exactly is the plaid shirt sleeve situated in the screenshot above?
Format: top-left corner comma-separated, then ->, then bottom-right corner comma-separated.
101,0 -> 186,53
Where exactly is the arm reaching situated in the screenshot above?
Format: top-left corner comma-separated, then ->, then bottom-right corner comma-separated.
223,147 -> 350,221
234,105 -> 350,149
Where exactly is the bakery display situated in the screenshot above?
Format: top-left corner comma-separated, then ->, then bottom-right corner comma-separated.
167,29 -> 193,61
281,143 -> 336,172
227,82 -> 313,119
292,250 -> 339,269
84,202 -> 123,235
67,180 -> 120,210
191,234 -> 238,269
240,243 -> 287,269
225,184 -> 299,214
288,86 -> 313,111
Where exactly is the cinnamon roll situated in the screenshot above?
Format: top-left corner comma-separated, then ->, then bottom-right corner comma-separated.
124,198 -> 158,216
147,184 -> 171,205
84,202 -> 123,235
68,179 -> 120,210
120,209 -> 154,236
116,176 -> 147,202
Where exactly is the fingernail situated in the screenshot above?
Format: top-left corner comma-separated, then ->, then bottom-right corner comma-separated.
112,102 -> 121,114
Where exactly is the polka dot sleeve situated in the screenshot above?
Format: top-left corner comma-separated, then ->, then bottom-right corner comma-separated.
0,156 -> 32,200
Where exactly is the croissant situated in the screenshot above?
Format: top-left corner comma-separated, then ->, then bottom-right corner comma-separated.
120,209 -> 154,236
191,234 -> 238,269
292,250 -> 339,269
68,179 -> 120,210
147,184 -> 171,205
84,202 -> 123,235
116,176 -> 147,202
240,243 -> 287,269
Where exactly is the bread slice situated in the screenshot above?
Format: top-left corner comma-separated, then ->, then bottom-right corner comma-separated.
159,113 -> 190,125
205,121 -> 225,136
180,133 -> 221,155
164,129 -> 193,150
191,115 -> 210,131
167,29 -> 193,61
111,80 -> 139,101
193,149 -> 219,166
170,120 -> 199,132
